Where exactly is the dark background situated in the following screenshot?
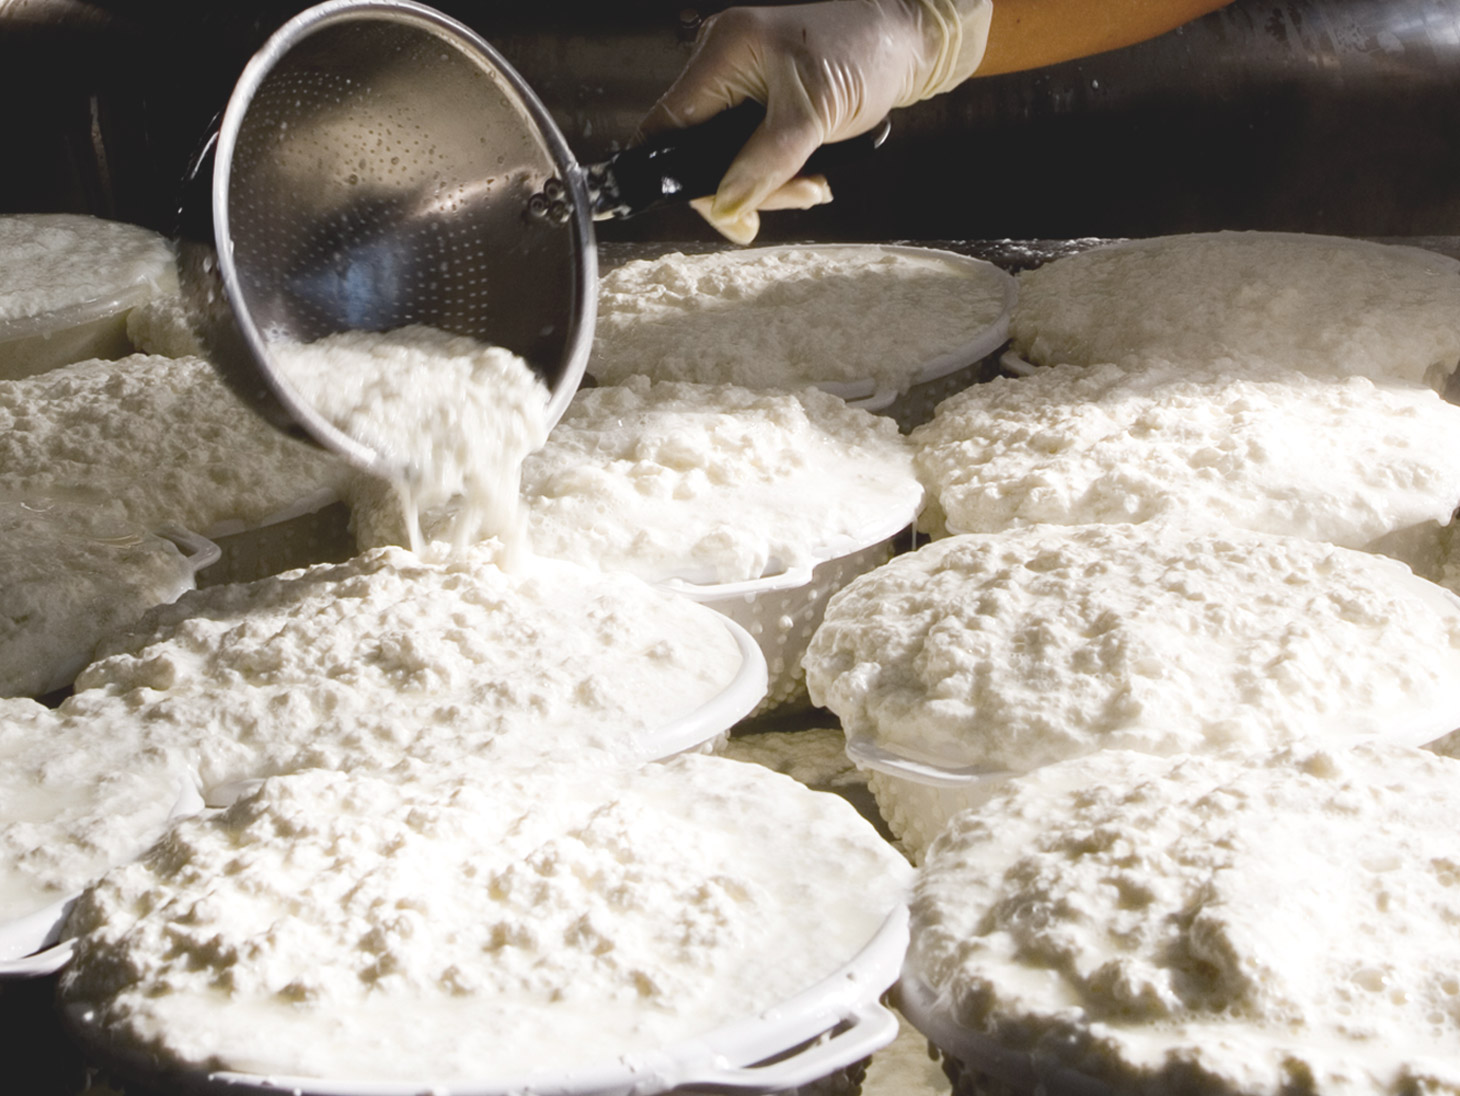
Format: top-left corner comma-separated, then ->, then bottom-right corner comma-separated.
4,0 -> 1460,244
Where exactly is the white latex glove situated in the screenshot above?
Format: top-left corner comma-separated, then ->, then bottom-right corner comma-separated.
640,0 -> 993,244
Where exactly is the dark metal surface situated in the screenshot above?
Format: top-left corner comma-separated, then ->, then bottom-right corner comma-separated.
6,1 -> 1460,239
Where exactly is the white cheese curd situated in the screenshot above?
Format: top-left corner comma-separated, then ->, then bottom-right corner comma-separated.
906,742 -> 1460,1096
0,214 -> 178,379
68,543 -> 747,787
0,697 -> 196,923
124,295 -> 205,359
591,245 -> 1008,393
514,376 -> 921,584
1,545 -> 750,921
0,494 -> 206,698
720,726 -> 866,790
1010,232 -> 1460,389
60,754 -> 911,1083
269,325 -> 549,557
803,522 -> 1460,774
0,354 -> 351,536
910,358 -> 1460,552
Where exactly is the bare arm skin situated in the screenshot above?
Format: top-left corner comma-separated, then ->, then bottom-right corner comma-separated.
978,0 -> 1235,76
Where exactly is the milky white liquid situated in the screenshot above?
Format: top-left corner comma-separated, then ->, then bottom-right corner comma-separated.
269,325 -> 549,562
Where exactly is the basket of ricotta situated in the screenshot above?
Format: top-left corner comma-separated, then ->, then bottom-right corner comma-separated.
0,494 -> 220,699
1006,230 -> 1460,390
59,754 -> 912,1096
804,521 -> 1460,860
529,378 -> 924,715
898,741 -> 1460,1096
0,543 -> 767,970
591,243 -> 1016,428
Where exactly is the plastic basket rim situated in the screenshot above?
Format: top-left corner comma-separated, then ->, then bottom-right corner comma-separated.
656,497 -> 921,600
62,906 -> 909,1096
0,279 -> 165,344
634,611 -> 769,759
756,243 -> 1018,408
596,242 -> 1016,407
1071,229 -> 1460,276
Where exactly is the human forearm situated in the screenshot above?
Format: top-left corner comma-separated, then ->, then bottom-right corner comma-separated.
977,0 -> 1234,76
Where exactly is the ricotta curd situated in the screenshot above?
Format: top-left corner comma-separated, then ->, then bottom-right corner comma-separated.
591,245 -> 1009,396
804,522 -> 1460,775
68,544 -> 749,787
0,494 -> 208,698
269,325 -> 549,558
1,544 -> 754,922
905,742 -> 1460,1096
61,754 -> 911,1083
0,354 -> 351,536
1010,232 -> 1460,389
0,696 -> 196,923
124,295 -> 205,359
518,377 -> 921,584
909,358 -> 1460,553
353,376 -> 922,583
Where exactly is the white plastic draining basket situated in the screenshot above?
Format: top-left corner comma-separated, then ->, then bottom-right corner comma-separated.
848,563 -> 1460,863
198,489 -> 353,587
0,283 -> 163,381
0,896 -> 80,977
65,907 -> 909,1096
0,509 -> 220,699
0,213 -> 179,379
659,507 -> 918,719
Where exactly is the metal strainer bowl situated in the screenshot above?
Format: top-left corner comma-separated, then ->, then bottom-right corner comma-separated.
177,0 -> 596,477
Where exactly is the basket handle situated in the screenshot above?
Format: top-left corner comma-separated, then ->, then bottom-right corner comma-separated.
658,565 -> 816,599
0,938 -> 74,979
845,737 -> 1007,787
158,524 -> 223,577
998,349 -> 1040,376
583,103 -> 890,221
676,1002 -> 899,1091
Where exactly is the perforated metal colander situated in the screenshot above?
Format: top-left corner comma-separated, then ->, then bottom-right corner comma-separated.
177,0 -> 889,479
177,0 -> 596,477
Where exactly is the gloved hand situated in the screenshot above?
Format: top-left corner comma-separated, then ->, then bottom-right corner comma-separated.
640,0 -> 994,244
